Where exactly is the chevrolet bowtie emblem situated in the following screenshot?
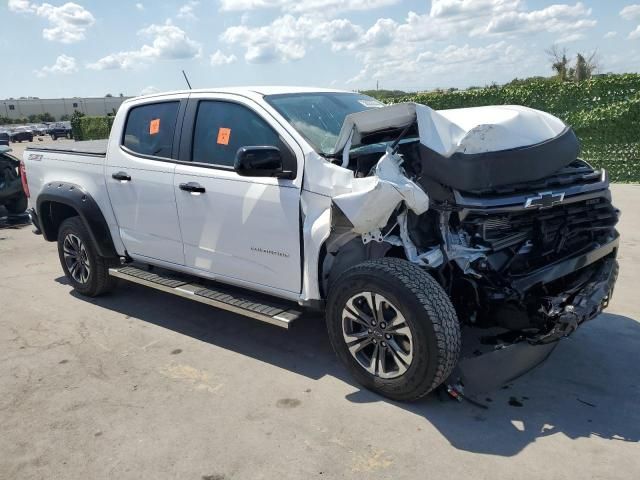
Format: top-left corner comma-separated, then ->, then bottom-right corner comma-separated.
524,191 -> 565,209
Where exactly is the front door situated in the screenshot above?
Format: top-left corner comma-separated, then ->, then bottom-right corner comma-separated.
106,97 -> 186,265
174,96 -> 302,295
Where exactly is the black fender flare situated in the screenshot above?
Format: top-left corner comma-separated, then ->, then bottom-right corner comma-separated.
36,181 -> 118,258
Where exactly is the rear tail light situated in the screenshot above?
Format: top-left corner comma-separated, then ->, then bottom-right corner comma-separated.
19,160 -> 30,198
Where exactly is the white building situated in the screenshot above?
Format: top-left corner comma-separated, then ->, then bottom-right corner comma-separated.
1,96 -> 131,121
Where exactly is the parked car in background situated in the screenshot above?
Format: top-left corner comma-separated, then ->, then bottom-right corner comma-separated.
0,129 -> 10,146
30,124 -> 47,136
10,126 -> 33,143
0,146 -> 28,214
49,122 -> 72,140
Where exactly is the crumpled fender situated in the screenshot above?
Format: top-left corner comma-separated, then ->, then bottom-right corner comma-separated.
332,151 -> 429,235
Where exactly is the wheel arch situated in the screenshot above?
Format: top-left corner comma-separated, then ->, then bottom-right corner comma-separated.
318,233 -> 401,299
37,182 -> 118,258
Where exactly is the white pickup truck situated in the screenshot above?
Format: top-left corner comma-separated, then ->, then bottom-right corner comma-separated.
22,87 -> 619,400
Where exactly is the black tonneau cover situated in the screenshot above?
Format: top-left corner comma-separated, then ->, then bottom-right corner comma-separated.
26,139 -> 108,157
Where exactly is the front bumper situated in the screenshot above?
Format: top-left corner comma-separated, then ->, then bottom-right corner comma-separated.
457,234 -> 619,393
534,255 -> 618,344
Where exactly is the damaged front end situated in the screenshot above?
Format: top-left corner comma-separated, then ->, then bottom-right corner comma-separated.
325,102 -> 620,392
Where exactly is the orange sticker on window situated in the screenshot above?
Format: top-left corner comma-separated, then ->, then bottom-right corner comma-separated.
217,127 -> 231,145
149,118 -> 160,135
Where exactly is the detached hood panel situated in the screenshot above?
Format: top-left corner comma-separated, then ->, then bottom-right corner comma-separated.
334,103 -> 580,192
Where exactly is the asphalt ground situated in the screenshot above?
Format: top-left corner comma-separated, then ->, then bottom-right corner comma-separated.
1,136 -> 638,479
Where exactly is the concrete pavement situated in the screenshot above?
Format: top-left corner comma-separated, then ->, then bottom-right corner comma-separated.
1,175 -> 639,479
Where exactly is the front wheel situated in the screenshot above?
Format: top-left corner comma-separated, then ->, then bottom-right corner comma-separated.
57,216 -> 117,297
326,258 -> 461,401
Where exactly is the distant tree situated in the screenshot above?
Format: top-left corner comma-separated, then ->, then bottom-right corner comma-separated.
546,45 -> 599,82
359,89 -> 409,101
60,114 -> 71,121
546,45 -> 570,81
105,93 -> 113,97
574,51 -> 599,82
70,110 -> 85,139
39,112 -> 55,122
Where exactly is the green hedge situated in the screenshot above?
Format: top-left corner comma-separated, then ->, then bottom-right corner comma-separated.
73,116 -> 115,141
391,74 -> 640,182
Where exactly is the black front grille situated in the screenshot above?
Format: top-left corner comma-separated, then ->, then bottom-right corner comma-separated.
462,196 -> 618,272
465,160 -> 602,196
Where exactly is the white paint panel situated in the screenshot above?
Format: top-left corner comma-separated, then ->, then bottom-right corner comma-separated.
105,152 -> 184,265
175,166 -> 301,293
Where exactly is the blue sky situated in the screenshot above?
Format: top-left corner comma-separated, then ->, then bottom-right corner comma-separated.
2,0 -> 640,98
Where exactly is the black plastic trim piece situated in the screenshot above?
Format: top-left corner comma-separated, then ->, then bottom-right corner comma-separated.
36,182 -> 118,258
27,207 -> 42,234
418,127 -> 580,192
456,188 -> 612,221
509,233 -> 619,292
25,147 -> 106,158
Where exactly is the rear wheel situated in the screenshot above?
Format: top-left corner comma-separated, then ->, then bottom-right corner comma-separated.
51,134 -> 57,141
57,216 -> 117,297
326,258 -> 461,401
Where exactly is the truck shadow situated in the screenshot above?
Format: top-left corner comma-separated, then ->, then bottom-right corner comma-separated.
63,278 -> 640,457
0,211 -> 31,230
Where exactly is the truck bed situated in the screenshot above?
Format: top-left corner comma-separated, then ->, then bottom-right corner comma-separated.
26,139 -> 108,157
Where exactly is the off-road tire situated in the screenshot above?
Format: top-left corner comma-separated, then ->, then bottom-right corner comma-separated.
326,258 -> 461,401
57,216 -> 117,297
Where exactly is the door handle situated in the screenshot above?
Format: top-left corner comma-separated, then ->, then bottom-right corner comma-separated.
112,171 -> 131,182
179,182 -> 206,194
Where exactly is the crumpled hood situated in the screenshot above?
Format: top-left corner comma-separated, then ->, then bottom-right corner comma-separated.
332,102 -> 567,157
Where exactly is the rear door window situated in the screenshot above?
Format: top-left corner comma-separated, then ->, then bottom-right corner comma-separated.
191,101 -> 291,167
122,102 -> 180,159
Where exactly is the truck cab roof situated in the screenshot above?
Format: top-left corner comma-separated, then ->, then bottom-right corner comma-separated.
132,86 -> 348,102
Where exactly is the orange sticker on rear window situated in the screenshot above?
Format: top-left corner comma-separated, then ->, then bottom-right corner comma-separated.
149,118 -> 160,135
217,127 -> 231,145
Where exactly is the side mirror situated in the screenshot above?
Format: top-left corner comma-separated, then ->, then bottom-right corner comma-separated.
234,146 -> 294,179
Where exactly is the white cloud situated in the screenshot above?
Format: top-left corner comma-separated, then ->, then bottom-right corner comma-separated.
8,1 -> 95,43
210,49 -> 237,66
136,2 -> 144,10
35,54 -> 78,77
556,32 -> 585,43
178,1 -> 199,20
430,0 -> 522,18
218,0 -> 399,14
221,14 -> 367,63
482,2 -> 596,36
620,4 -> 640,21
140,85 -> 160,95
347,40 -> 526,86
88,21 -> 202,70
604,31 -> 617,39
621,4 -> 640,39
8,0 -> 33,12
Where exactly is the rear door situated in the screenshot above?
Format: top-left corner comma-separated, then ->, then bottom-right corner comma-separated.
105,96 -> 187,265
174,94 -> 303,296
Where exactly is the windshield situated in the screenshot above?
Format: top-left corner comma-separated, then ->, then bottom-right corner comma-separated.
265,92 -> 383,155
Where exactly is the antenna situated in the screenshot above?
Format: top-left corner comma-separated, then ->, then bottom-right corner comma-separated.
182,70 -> 193,90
